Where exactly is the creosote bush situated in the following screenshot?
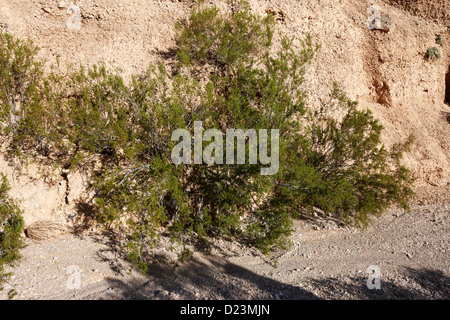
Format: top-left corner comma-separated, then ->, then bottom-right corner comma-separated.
0,173 -> 25,289
0,0 -> 414,270
0,32 -> 65,158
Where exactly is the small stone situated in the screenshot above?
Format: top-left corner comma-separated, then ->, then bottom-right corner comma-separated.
58,1 -> 68,9
406,253 -> 413,259
42,7 -> 51,14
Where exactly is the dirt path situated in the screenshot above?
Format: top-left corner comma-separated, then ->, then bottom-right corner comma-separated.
1,201 -> 448,300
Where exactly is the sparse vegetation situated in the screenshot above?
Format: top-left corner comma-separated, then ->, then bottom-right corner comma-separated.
435,34 -> 444,46
426,46 -> 441,60
0,173 -> 25,289
0,0 -> 414,271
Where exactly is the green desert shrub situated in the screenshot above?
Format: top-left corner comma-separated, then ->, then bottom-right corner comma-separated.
0,1 -> 414,268
0,32 -> 64,157
62,64 -> 138,159
426,47 -> 441,60
88,0 -> 413,261
0,173 -> 25,288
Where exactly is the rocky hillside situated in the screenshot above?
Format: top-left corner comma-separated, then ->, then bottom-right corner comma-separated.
385,0 -> 448,24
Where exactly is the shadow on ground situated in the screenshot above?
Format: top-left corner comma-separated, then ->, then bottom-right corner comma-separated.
307,267 -> 450,299
101,254 -> 450,300
104,254 -> 320,300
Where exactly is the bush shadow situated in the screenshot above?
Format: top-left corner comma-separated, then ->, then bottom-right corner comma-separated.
101,258 -> 449,300
104,253 -> 320,300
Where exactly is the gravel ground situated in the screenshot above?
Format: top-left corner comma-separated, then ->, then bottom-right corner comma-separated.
1,202 -> 449,300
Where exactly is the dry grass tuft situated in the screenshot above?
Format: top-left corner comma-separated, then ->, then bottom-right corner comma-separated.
25,220 -> 70,241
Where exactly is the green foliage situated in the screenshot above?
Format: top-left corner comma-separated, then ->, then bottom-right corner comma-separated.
0,32 -> 42,155
88,1 -> 413,260
63,64 -> 137,158
435,34 -> 444,46
0,1 -> 414,269
0,32 -> 70,159
426,47 -> 441,60
176,0 -> 274,72
278,83 -> 414,228
7,288 -> 17,299
0,173 -> 25,287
